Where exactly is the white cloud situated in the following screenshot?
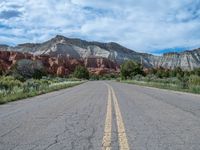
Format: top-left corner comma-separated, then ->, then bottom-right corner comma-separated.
0,0 -> 200,53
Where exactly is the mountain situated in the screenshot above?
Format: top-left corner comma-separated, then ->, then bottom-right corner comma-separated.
149,50 -> 200,70
1,35 -> 200,70
0,51 -> 119,76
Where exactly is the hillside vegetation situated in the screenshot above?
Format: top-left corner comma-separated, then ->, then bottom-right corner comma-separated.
120,60 -> 200,94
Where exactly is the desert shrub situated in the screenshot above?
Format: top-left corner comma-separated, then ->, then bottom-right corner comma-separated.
175,67 -> 184,78
178,75 -> 189,89
73,65 -> 89,79
90,74 -> 100,80
0,76 -> 22,91
22,79 -> 50,93
145,74 -> 158,82
189,75 -> 200,86
100,74 -> 118,80
50,77 -> 66,83
133,74 -> 143,81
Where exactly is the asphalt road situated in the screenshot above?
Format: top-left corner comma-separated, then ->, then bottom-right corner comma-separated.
0,81 -> 200,150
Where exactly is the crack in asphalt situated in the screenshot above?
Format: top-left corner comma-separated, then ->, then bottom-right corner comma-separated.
0,123 -> 22,137
48,104 -> 97,150
43,134 -> 59,150
86,127 -> 96,150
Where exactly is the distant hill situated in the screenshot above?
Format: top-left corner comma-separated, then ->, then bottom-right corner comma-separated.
1,35 -> 200,70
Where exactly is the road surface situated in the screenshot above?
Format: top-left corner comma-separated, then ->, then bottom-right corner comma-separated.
0,81 -> 200,150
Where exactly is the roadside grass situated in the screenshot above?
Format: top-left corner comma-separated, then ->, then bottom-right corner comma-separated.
0,77 -> 85,104
121,79 -> 200,94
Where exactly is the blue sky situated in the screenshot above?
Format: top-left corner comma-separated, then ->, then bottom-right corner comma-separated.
0,0 -> 200,54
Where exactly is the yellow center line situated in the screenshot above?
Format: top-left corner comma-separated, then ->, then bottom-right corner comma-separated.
102,83 -> 130,150
110,86 -> 130,150
102,85 -> 112,150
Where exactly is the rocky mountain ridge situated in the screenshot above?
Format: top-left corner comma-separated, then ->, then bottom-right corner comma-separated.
0,51 -> 119,76
1,35 -> 200,70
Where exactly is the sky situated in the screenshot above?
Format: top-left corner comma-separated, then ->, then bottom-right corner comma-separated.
0,0 -> 200,54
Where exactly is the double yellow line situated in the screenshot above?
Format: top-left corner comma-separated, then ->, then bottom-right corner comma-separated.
102,84 -> 130,150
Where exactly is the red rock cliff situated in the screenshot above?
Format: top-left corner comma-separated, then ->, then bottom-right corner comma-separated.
0,51 -> 119,76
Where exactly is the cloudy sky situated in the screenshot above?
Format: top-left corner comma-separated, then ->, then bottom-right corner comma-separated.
0,0 -> 200,54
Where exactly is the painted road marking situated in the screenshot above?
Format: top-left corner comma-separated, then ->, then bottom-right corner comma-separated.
102,83 -> 130,150
102,86 -> 112,150
110,86 -> 130,150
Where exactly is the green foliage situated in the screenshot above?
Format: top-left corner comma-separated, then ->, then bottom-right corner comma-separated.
121,65 -> 200,94
73,65 -> 89,79
120,60 -> 143,80
0,76 -> 84,104
178,75 -> 189,89
89,73 -> 119,80
0,76 -> 22,91
89,74 -> 100,80
189,75 -> 200,86
154,67 -> 170,78
175,67 -> 184,78
193,68 -> 200,76
102,74 -> 119,80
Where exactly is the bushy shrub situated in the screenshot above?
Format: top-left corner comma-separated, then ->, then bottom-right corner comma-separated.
22,79 -> 50,93
145,74 -> 158,82
155,67 -> 170,78
178,75 -> 189,89
100,74 -> 119,80
193,68 -> 200,76
133,74 -> 143,81
90,74 -> 100,80
120,60 -> 143,80
73,65 -> 89,79
189,75 -> 200,86
0,76 -> 22,91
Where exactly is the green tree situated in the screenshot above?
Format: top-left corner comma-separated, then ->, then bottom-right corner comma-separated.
89,74 -> 100,80
73,65 -> 89,79
179,75 -> 189,89
175,67 -> 184,78
120,60 -> 143,80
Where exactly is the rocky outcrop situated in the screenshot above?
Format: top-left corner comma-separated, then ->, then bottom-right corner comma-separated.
56,66 -> 69,77
151,49 -> 200,70
84,57 -> 118,69
84,57 -> 120,75
0,51 -> 119,76
1,35 -> 200,70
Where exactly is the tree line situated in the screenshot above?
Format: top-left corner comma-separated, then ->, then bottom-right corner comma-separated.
120,60 -> 200,89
